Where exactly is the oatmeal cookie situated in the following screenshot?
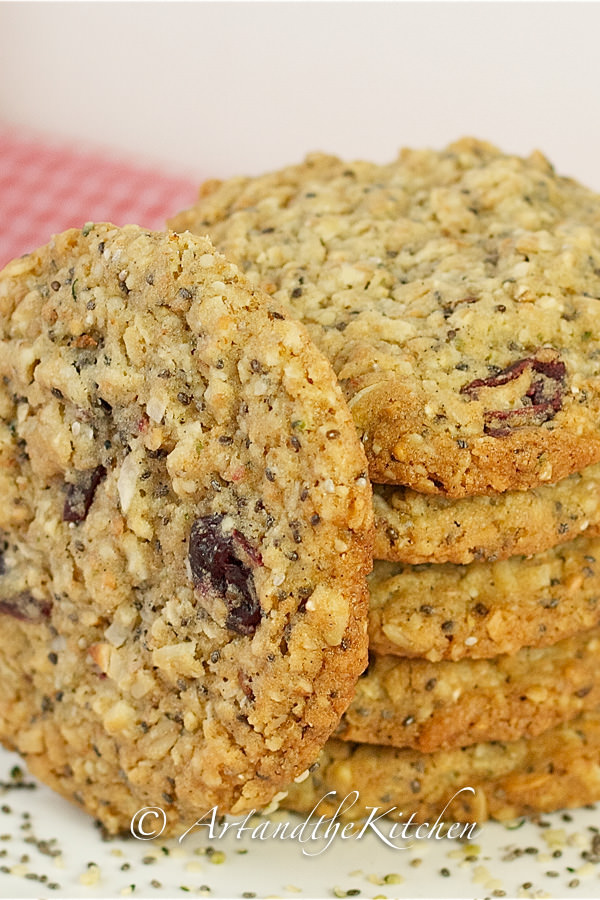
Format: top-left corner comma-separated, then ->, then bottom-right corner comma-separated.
169,139 -> 600,496
283,710 -> 600,824
338,627 -> 600,752
373,463 -> 600,564
368,534 -> 600,661
0,224 -> 373,836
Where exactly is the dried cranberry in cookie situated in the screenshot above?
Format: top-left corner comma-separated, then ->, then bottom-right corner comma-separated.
0,592 -> 52,623
188,513 -> 263,636
0,224 -> 373,836
169,139 -> 600,495
460,348 -> 567,436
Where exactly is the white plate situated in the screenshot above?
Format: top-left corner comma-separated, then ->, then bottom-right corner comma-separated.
0,746 -> 599,899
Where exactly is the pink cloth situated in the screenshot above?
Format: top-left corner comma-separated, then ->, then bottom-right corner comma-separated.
0,130 -> 199,268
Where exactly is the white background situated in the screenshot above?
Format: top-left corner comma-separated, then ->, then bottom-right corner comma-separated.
1,1 -> 600,188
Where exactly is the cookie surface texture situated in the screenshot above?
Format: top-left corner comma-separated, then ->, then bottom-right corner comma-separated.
373,463 -> 600,564
368,534 -> 600,661
169,139 -> 600,495
282,711 -> 600,824
338,627 -> 600,751
0,224 -> 373,835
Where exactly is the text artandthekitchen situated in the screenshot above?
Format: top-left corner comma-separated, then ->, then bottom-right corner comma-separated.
131,789 -> 480,855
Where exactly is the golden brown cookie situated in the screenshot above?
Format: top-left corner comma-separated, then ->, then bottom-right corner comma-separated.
0,224 -> 373,836
169,139 -> 600,496
338,628 -> 600,752
283,710 -> 600,824
368,534 -> 600,661
373,463 -> 600,564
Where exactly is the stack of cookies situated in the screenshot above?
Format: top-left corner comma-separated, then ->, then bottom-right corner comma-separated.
169,138 -> 600,823
3,138 -> 600,839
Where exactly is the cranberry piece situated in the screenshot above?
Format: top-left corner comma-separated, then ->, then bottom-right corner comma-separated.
0,592 -> 52,623
460,349 -> 566,435
483,403 -> 560,436
189,514 -> 263,636
63,466 -> 106,523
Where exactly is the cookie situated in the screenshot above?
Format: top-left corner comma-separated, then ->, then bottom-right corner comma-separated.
0,224 -> 373,836
338,627 -> 600,752
169,138 -> 600,496
282,710 -> 600,824
373,463 -> 600,564
368,534 -> 600,661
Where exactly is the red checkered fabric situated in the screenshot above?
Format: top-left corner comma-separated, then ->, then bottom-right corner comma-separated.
0,129 -> 200,268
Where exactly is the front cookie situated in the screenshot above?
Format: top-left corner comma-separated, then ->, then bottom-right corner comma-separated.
0,225 -> 373,835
